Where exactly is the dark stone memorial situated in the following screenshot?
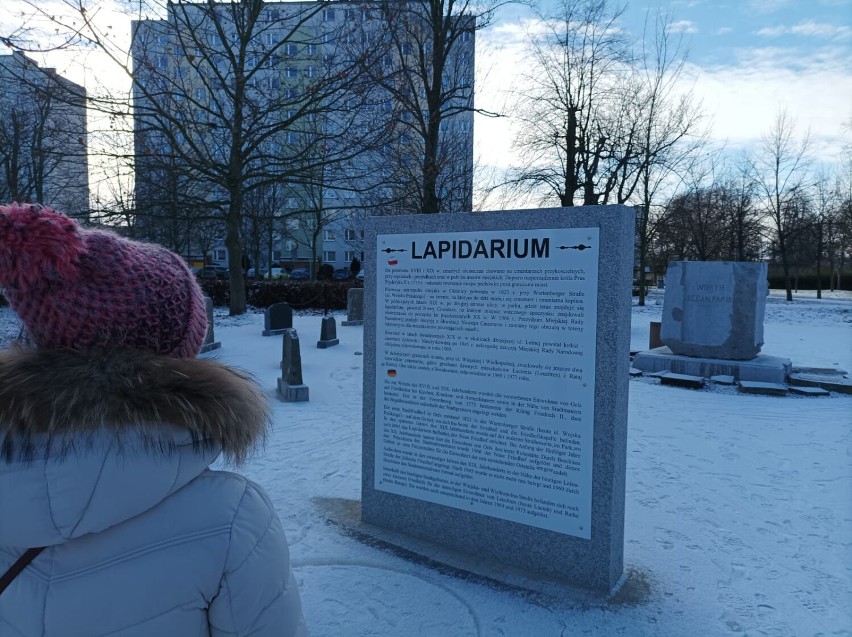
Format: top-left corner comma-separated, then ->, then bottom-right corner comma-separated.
342,288 -> 364,326
317,316 -> 339,349
263,302 -> 293,336
278,328 -> 309,402
199,297 -> 221,354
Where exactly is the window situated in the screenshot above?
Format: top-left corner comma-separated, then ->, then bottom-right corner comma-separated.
345,250 -> 356,262
214,249 -> 227,261
345,229 -> 356,241
266,9 -> 280,22
194,87 -> 206,101
305,65 -> 317,78
460,31 -> 473,43
322,9 -> 336,22
286,131 -> 300,144
323,251 -> 337,263
155,55 -> 169,69
284,43 -> 298,56
264,77 -> 280,90
272,249 -> 282,261
284,66 -> 298,78
322,32 -> 335,44
345,9 -> 358,21
323,229 -> 336,241
306,44 -> 317,56
262,33 -> 277,46
284,88 -> 298,99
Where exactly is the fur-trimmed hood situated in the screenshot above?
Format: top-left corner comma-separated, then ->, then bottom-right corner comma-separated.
0,347 -> 272,547
0,346 -> 269,463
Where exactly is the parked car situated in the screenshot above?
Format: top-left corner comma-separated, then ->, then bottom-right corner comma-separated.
332,268 -> 351,280
196,265 -> 228,280
288,268 -> 310,280
355,270 -> 364,280
249,267 -> 289,280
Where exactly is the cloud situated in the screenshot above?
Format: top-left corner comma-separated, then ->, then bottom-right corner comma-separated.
757,21 -> 852,40
668,20 -> 699,35
715,27 -> 734,35
747,0 -> 795,14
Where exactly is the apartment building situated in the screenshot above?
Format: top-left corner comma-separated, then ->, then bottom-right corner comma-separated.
0,52 -> 89,217
130,0 -> 474,270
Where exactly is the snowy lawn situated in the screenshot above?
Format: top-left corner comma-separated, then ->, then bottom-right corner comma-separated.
1,288 -> 849,636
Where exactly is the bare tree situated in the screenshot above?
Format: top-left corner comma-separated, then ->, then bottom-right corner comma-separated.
0,51 -> 88,215
367,0 -> 506,214
4,0 -> 388,314
631,9 -> 706,305
746,109 -> 813,301
507,0 -> 635,207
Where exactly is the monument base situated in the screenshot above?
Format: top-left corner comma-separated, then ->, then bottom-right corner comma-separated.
277,379 -> 309,402
313,497 -> 647,604
341,320 -> 363,327
263,329 -> 288,337
199,341 -> 221,354
317,338 -> 339,349
632,347 -> 791,384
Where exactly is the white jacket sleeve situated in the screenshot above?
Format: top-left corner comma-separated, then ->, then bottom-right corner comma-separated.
209,480 -> 308,637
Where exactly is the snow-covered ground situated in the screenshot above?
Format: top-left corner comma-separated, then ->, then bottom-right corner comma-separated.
1,289 -> 850,637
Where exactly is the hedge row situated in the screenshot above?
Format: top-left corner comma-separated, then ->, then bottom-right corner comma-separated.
200,279 -> 363,310
0,280 -> 363,311
767,274 -> 852,291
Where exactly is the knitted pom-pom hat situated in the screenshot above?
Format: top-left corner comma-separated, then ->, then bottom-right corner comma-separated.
0,203 -> 207,357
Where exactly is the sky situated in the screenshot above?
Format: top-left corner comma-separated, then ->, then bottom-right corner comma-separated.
1,0 -> 851,208
475,0 -> 852,200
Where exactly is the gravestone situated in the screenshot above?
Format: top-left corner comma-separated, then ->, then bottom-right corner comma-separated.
660,261 -> 767,360
199,297 -> 221,353
341,288 -> 364,326
278,329 -> 309,402
362,206 -> 634,595
317,316 -> 339,348
263,302 -> 293,336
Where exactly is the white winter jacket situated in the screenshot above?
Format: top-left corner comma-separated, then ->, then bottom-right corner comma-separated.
0,347 -> 308,637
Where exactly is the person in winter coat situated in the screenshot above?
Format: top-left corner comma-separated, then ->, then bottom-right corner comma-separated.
0,203 -> 308,637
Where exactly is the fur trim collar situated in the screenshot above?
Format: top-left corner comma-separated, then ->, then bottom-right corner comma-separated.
0,346 -> 270,464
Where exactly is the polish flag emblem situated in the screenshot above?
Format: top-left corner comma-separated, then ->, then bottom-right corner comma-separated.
387,258 -> 398,266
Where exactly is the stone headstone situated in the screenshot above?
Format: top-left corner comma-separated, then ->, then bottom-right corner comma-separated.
263,302 -> 293,336
278,328 -> 309,402
361,205 -> 634,595
317,316 -> 339,348
199,297 -> 221,353
788,373 -> 852,395
648,321 -> 662,349
341,287 -> 364,326
737,380 -> 788,396
661,261 -> 768,360
658,372 -> 705,389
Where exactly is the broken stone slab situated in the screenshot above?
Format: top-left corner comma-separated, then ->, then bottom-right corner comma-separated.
737,381 -> 788,396
710,375 -> 736,385
788,385 -> 831,397
661,261 -> 768,360
791,367 -> 848,377
629,367 -> 643,377
787,373 -> 852,395
658,372 -> 705,389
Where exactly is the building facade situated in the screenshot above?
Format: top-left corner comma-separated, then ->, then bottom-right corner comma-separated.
0,52 -> 89,217
130,0 -> 474,271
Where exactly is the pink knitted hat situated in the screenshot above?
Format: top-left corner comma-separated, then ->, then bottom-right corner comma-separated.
0,203 -> 207,357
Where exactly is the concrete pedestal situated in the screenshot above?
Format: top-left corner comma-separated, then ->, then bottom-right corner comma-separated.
632,347 -> 791,384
